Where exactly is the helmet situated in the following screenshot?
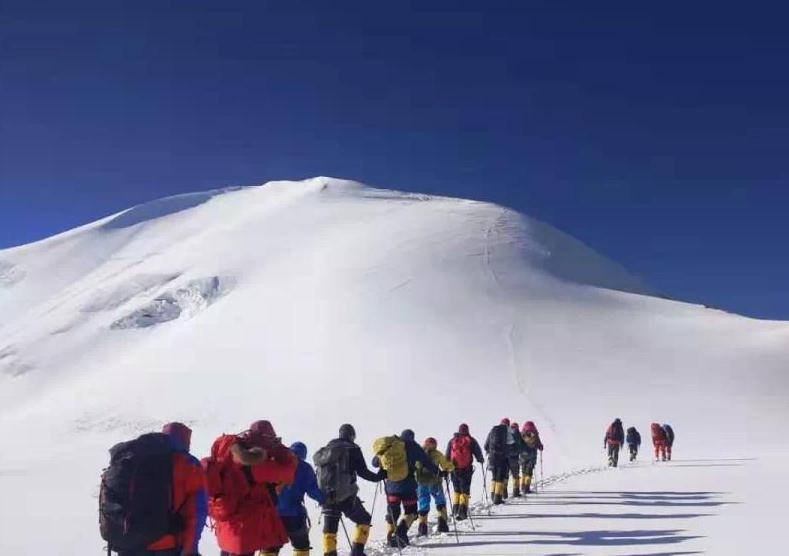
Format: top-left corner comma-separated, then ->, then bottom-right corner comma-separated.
290,441 -> 307,461
339,423 -> 356,442
401,429 -> 415,442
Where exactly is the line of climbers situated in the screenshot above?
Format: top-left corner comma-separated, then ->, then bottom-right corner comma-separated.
483,418 -> 543,505
99,418 -> 544,556
603,419 -> 676,467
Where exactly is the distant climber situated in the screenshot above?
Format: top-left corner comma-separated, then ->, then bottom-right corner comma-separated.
651,422 -> 668,461
604,418 -> 625,467
314,424 -> 385,556
415,437 -> 454,536
276,441 -> 326,556
626,426 -> 642,462
663,423 -> 675,461
519,421 -> 543,493
506,421 -> 525,497
445,423 -> 484,520
484,418 -> 511,504
372,429 -> 438,548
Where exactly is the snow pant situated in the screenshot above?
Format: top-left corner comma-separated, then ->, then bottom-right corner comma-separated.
450,466 -> 473,519
628,443 -> 639,461
385,491 -> 418,545
607,442 -> 620,467
416,483 -> 449,533
654,441 -> 667,461
666,443 -> 673,460
520,452 -> 537,492
450,466 -> 473,495
417,483 -> 447,514
507,456 -> 521,496
267,515 -> 310,555
321,495 -> 371,556
119,549 -> 181,556
488,455 -> 508,504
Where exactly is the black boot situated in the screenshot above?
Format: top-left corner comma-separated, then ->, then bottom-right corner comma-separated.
350,543 -> 367,556
437,516 -> 450,533
451,503 -> 459,518
394,521 -> 410,546
417,521 -> 428,537
492,493 -> 503,505
460,503 -> 469,520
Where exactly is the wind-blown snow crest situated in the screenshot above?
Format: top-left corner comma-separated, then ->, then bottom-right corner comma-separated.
0,177 -> 787,555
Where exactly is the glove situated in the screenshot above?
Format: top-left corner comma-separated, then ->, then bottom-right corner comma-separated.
377,469 -> 388,481
439,470 -> 449,478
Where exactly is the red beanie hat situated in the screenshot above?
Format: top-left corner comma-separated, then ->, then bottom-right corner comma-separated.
249,420 -> 277,437
162,422 -> 192,451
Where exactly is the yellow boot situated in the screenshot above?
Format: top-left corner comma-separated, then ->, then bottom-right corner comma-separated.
350,524 -> 370,556
492,480 -> 504,505
459,493 -> 470,520
523,473 -> 532,493
511,475 -> 521,497
322,532 -> 337,555
451,491 -> 461,518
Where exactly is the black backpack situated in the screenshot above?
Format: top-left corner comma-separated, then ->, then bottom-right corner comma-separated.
313,440 -> 358,504
99,433 -> 177,551
663,425 -> 675,444
487,425 -> 508,455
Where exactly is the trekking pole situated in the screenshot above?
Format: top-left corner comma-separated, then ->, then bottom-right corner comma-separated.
385,503 -> 404,556
480,463 -> 490,505
539,451 -> 544,492
444,475 -> 460,544
466,498 -> 476,531
339,516 -> 353,550
370,481 -> 381,522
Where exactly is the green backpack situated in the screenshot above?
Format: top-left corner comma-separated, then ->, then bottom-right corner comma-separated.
372,436 -> 409,482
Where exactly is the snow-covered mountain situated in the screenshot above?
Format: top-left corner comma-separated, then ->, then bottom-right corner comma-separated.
1,177 -> 787,554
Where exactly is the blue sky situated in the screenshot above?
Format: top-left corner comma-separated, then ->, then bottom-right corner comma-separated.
1,1 -> 787,319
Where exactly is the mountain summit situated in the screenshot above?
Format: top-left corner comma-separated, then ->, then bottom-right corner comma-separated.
0,178 -> 787,554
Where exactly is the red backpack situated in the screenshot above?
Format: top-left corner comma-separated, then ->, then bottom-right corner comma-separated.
202,434 -> 250,522
450,435 -> 473,470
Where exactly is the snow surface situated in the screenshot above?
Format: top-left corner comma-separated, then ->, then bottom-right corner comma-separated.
0,177 -> 787,554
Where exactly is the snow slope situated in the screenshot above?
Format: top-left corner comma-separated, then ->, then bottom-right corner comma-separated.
0,177 -> 787,554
